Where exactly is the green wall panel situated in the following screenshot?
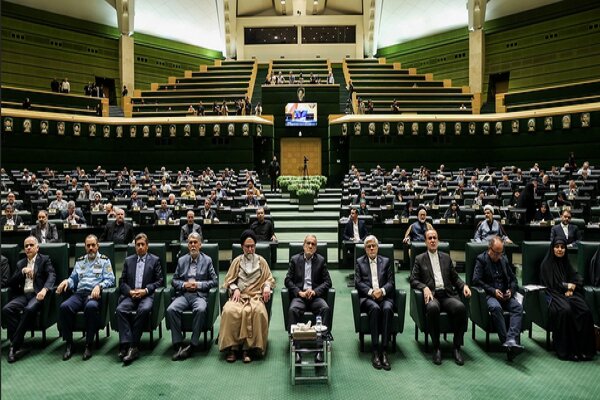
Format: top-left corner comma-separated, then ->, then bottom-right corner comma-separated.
377,1 -> 600,98
1,1 -> 222,96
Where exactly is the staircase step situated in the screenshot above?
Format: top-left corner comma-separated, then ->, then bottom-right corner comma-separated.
271,211 -> 340,220
276,232 -> 338,242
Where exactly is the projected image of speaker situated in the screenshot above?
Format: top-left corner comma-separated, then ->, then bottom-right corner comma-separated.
285,102 -> 317,127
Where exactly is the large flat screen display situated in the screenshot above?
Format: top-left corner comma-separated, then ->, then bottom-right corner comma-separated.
285,102 -> 317,127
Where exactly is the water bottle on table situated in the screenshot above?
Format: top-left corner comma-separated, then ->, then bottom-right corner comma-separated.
315,316 -> 322,339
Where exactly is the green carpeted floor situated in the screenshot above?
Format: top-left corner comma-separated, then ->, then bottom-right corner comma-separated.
2,270 -> 599,400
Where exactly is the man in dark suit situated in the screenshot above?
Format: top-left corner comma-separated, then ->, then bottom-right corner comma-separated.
343,208 -> 368,242
199,198 -> 217,220
355,235 -> 395,371
550,209 -> 582,248
180,210 -> 202,242
166,232 -> 218,360
0,204 -> 23,228
30,210 -> 59,243
100,207 -> 134,244
250,207 -> 276,242
116,233 -> 164,365
155,199 -> 173,223
473,236 -> 524,361
285,234 -> 331,364
2,236 -> 56,363
410,229 -> 471,365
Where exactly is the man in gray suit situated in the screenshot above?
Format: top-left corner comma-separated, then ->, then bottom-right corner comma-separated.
30,210 -> 59,243
116,233 -> 164,365
166,232 -> 217,360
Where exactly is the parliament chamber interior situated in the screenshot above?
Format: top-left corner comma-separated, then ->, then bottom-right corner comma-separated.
1,0 -> 600,399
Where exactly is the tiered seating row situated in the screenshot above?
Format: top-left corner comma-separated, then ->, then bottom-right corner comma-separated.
344,59 -> 474,115
1,86 -> 107,116
128,60 -> 257,117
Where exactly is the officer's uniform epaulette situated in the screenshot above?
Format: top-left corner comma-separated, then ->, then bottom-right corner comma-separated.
77,255 -> 86,261
100,254 -> 110,260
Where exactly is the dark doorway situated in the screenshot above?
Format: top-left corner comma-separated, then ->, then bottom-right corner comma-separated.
487,72 -> 510,104
95,77 -> 117,106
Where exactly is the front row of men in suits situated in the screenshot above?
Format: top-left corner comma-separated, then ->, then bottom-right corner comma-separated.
3,231 -> 526,366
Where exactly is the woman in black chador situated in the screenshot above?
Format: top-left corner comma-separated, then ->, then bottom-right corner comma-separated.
540,238 -> 596,361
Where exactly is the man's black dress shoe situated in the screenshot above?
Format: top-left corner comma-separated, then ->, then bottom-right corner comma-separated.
63,344 -> 73,361
82,345 -> 93,361
7,347 -> 16,363
172,346 -> 183,361
372,352 -> 382,370
178,344 -> 195,360
123,347 -> 139,365
432,349 -> 442,365
453,348 -> 464,366
381,352 -> 391,371
314,351 -> 323,364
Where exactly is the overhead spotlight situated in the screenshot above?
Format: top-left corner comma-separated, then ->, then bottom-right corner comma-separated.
280,0 -> 285,4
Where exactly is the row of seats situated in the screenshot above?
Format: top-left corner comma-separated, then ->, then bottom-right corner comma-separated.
3,240 -> 598,354
497,79 -> 600,113
129,60 -> 256,117
1,85 -> 106,116
344,59 -> 474,114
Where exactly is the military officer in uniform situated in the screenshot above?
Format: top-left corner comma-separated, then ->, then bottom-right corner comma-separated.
56,234 -> 115,361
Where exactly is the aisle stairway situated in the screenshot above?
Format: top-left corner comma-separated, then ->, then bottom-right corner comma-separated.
267,188 -> 342,269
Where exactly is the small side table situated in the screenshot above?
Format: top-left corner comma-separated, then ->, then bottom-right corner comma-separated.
290,332 -> 332,385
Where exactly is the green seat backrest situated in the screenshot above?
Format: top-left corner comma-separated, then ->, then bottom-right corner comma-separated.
571,218 -> 586,230
231,243 -> 271,265
1,244 -> 21,276
38,243 -> 69,283
126,243 -> 168,287
577,241 -> 600,284
465,242 -> 489,286
74,242 -> 116,268
288,242 -> 328,263
521,241 -> 551,286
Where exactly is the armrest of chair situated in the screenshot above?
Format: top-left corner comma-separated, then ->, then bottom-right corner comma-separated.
350,289 -> 361,332
469,287 -> 488,327
327,288 -> 336,330
1,287 -> 12,307
281,288 -> 291,330
409,288 -> 426,330
108,288 -> 121,329
150,287 -> 165,327
100,288 -> 116,327
394,289 -> 406,334
206,287 -> 219,327
164,287 -> 176,330
219,288 -> 228,310
522,287 -> 547,327
583,285 -> 598,325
